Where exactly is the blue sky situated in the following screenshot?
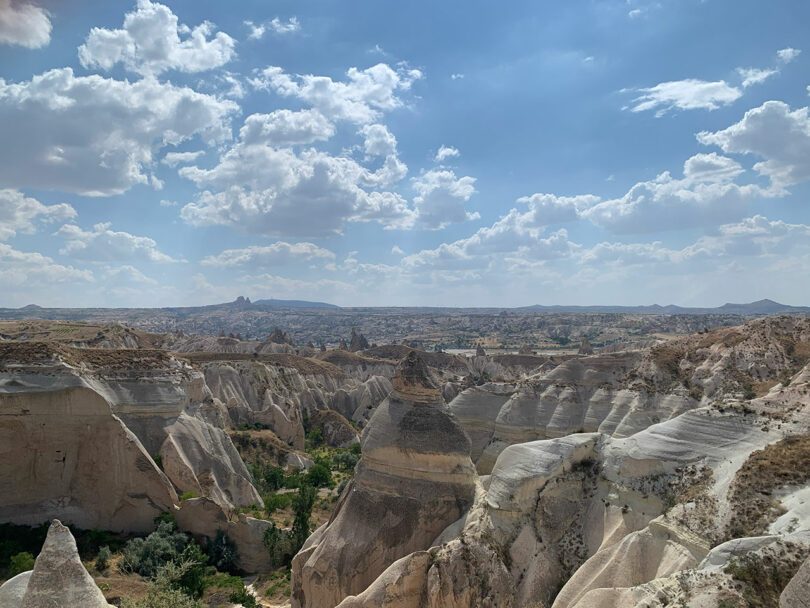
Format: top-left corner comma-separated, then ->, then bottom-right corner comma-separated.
1,0 -> 809,307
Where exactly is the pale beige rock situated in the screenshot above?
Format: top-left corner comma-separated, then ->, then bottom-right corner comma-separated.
290,352 -> 477,608
20,520 -> 112,608
781,555 -> 810,608
0,571 -> 31,607
0,387 -> 177,532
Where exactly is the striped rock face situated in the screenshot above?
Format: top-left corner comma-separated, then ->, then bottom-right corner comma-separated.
290,351 -> 476,608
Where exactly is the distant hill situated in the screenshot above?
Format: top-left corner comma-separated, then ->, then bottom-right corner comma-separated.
253,298 -> 339,309
516,299 -> 810,315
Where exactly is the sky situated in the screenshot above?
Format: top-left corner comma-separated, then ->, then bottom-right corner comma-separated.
0,0 -> 809,308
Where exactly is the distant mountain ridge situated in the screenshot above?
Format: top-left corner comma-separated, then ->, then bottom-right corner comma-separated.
516,299 -> 810,315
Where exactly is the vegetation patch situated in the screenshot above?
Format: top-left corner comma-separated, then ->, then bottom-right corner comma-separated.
726,434 -> 810,540
724,542 -> 807,608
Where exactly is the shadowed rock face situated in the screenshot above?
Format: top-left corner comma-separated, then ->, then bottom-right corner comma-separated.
290,351 -> 476,608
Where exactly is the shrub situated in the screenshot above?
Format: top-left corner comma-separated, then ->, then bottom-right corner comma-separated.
263,466 -> 285,491
120,521 -> 193,578
306,429 -> 323,447
9,552 -> 34,576
207,530 -> 238,574
262,493 -> 292,513
120,560 -> 206,608
305,464 -> 332,488
179,491 -> 196,501
95,545 -> 112,571
349,442 -> 361,455
229,585 -> 258,608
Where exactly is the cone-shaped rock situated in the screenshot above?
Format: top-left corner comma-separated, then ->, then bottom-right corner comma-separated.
20,520 -> 112,608
290,351 -> 476,608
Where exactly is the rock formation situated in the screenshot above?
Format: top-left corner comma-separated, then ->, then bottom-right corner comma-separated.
348,328 -> 370,352
578,337 -> 594,355
518,344 -> 533,355
309,409 -> 359,447
290,351 -> 477,608
475,344 -> 486,357
2,520 -> 113,608
268,327 -> 294,345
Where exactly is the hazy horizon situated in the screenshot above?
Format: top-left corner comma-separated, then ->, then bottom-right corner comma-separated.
2,0 -> 809,308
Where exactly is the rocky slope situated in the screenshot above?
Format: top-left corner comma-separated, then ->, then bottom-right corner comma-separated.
290,351 -> 477,608
0,342 -> 260,530
290,317 -> 810,607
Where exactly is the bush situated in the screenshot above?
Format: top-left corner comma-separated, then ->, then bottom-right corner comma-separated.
262,484 -> 318,567
95,546 -> 112,571
262,493 -> 292,513
349,442 -> 361,455
306,429 -> 323,447
263,466 -> 285,491
207,530 -> 238,574
179,491 -> 196,501
229,585 -> 258,608
333,451 -> 359,471
9,552 -> 34,576
305,464 -> 332,488
120,521 -> 193,578
121,560 -> 206,608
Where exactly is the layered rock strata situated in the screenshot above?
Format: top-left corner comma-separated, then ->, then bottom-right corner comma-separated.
290,351 -> 477,608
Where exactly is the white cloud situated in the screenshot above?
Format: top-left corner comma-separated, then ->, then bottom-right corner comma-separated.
159,199 -> 178,207
0,68 -> 236,196
627,79 -> 742,116
56,222 -> 178,263
0,0 -> 51,48
250,63 -> 423,124
269,17 -> 300,34
391,245 -> 404,255
450,73 -> 464,80
412,169 -> 478,230
103,264 -> 158,285
245,17 -> 300,40
736,67 -> 778,88
628,9 -> 643,18
434,145 -> 460,162
697,100 -> 810,189
777,48 -> 801,63
240,110 -> 335,146
583,163 -> 766,234
78,0 -> 235,76
162,150 -> 205,167
514,193 -> 598,225
0,189 -> 75,240
682,152 -> 744,183
202,242 -> 335,267
236,273 -> 355,300
680,215 -> 810,260
360,124 -> 398,157
0,243 -> 93,286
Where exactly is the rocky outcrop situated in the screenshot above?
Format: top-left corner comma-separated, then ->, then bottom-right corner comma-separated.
290,351 -> 477,608
0,572 -> 31,607
175,498 -> 273,573
0,386 -> 177,532
15,520 -> 112,608
782,555 -> 810,607
309,410 -> 359,447
578,337 -> 594,355
0,343 -> 260,524
349,328 -> 370,352
268,328 -> 294,345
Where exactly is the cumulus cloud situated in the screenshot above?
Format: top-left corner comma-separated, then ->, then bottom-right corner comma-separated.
245,17 -> 300,40
736,67 -> 778,88
391,245 -> 404,255
162,150 -> 205,167
514,193 -> 598,225
627,79 -> 742,116
360,124 -> 398,157
0,68 -> 236,196
697,100 -> 810,189
777,48 -> 801,63
240,110 -> 335,146
0,189 -> 75,240
0,0 -> 51,48
79,0 -> 236,76
680,215 -> 810,260
0,243 -> 93,286
682,152 -> 745,183
434,145 -> 460,162
56,223 -> 178,263
202,242 -> 336,267
250,63 -> 423,124
411,169 -> 479,230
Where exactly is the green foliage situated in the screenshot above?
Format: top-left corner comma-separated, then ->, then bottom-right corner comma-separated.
349,442 -> 361,455
229,584 -> 258,608
262,492 -> 292,513
207,530 -> 238,574
306,428 -> 323,448
120,521 -> 193,578
263,466 -> 285,491
262,484 -> 318,567
305,463 -> 332,488
332,451 -> 359,471
95,545 -> 112,571
179,491 -> 197,501
202,571 -> 244,592
0,522 -> 48,576
152,454 -> 162,469
9,552 -> 34,576
120,560 -> 206,608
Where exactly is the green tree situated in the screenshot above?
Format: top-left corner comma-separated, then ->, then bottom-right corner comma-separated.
9,552 -> 34,576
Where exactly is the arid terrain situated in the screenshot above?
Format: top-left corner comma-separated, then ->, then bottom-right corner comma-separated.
1,310 -> 809,607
